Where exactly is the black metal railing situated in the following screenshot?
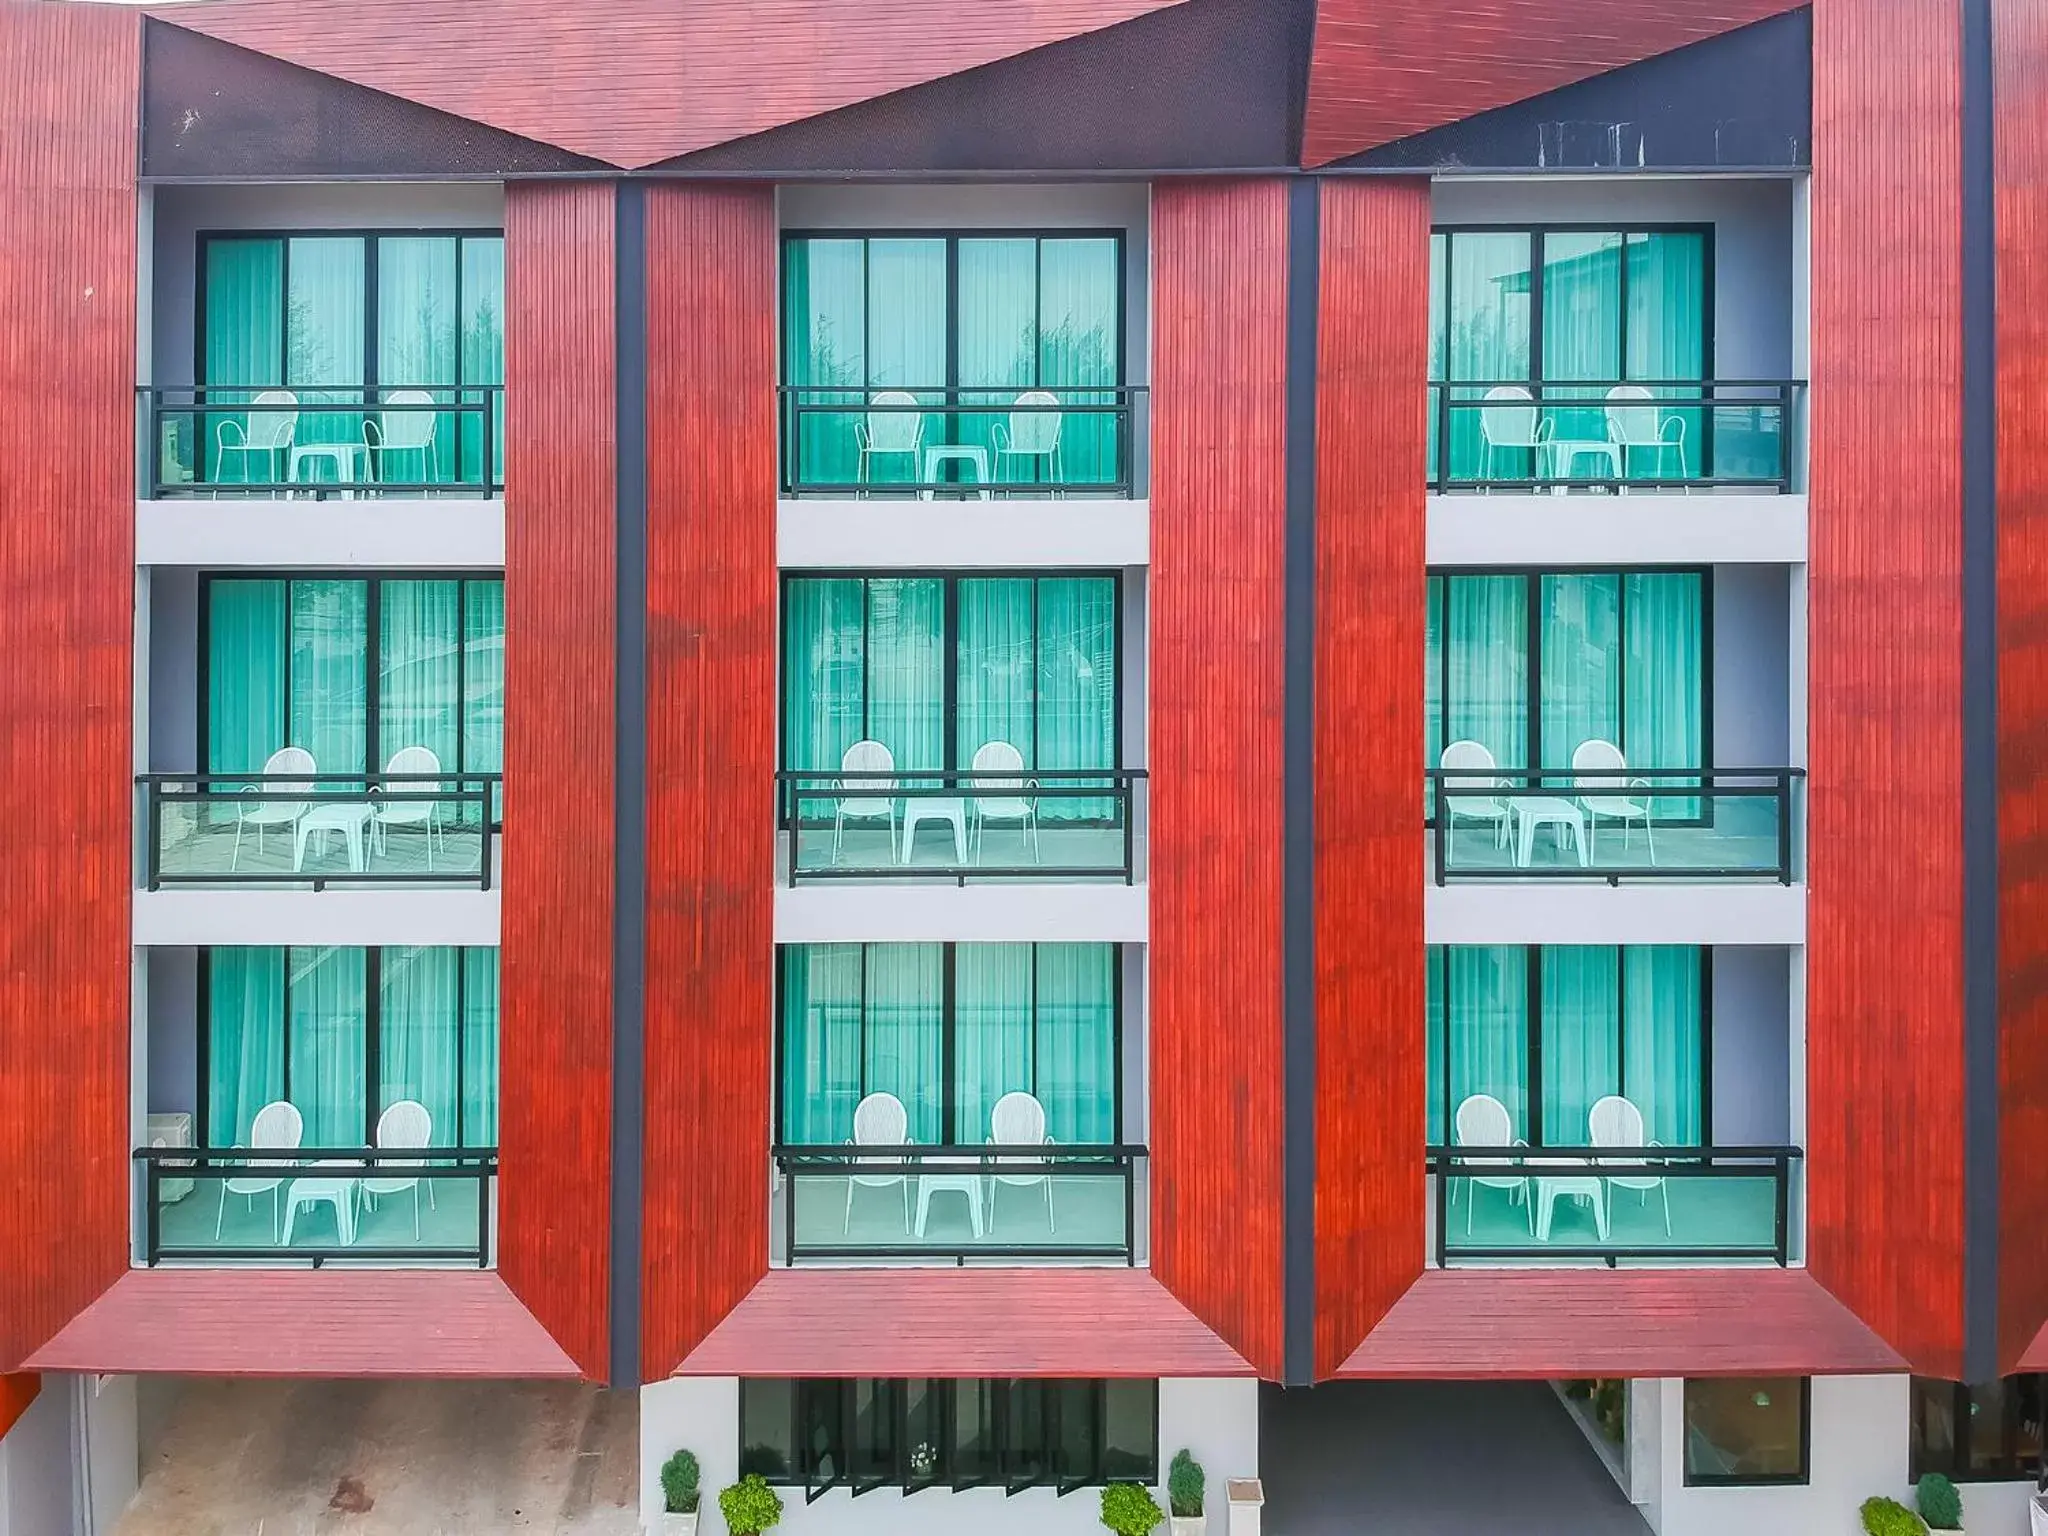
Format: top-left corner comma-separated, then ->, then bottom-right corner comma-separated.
776,768 -> 1145,885
1428,1145 -> 1801,1267
773,1144 -> 1146,1266
778,385 -> 1147,499
139,772 -> 499,890
1426,379 -> 1804,493
1427,767 -> 1804,884
136,1145 -> 497,1267
140,384 -> 505,498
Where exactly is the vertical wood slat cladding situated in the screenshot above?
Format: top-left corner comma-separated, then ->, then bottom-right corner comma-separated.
0,0 -> 138,1374
1807,0 -> 1967,1378
1311,178 -> 1431,1381
500,180 -> 617,1381
640,184 -> 778,1381
1996,0 -> 2048,1374
0,1376 -> 37,1441
1149,180 -> 1290,1380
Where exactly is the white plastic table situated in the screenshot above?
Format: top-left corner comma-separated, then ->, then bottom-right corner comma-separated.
282,1164 -> 359,1245
1547,439 -> 1622,487
919,444 -> 990,499
1513,796 -> 1588,868
1532,1171 -> 1609,1242
295,802 -> 374,873
914,1173 -> 986,1239
288,442 -> 369,498
900,797 -> 968,864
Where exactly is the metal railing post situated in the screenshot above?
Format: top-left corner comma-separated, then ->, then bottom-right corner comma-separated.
1123,775 -> 1135,886
478,1163 -> 493,1268
1432,778 -> 1447,886
1777,770 -> 1795,885
478,780 -> 494,891
145,780 -> 162,892
1773,1153 -> 1790,1267
145,1158 -> 161,1268
1124,1153 -> 1136,1267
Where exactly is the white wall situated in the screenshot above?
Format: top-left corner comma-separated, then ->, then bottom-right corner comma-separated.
0,1384 -> 72,1536
640,1378 -> 1255,1536
0,1375 -> 139,1536
1426,882 -> 1805,947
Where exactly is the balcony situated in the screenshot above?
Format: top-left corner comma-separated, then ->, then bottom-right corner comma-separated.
142,384 -> 504,500
140,771 -> 499,890
137,1145 -> 496,1266
1429,768 -> 1803,884
778,768 -> 1145,885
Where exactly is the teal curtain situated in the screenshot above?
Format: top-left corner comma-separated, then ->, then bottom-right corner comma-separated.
1440,232 -> 1533,481
1540,231 -> 1624,453
207,579 -> 287,777
1034,944 -> 1116,1144
957,578 -> 1036,767
377,236 -> 460,482
1626,232 -> 1707,479
378,579 -> 461,772
289,579 -> 368,775
780,944 -> 866,1144
867,239 -> 947,485
1539,574 -> 1622,775
461,948 -> 500,1145
864,945 -> 944,1143
1623,572 -> 1704,774
783,578 -> 870,794
1034,577 -> 1117,819
285,237 -> 367,469
1036,238 -> 1120,486
1623,947 -> 1703,1144
202,239 -> 286,484
377,945 -> 460,1146
1540,946 -> 1620,1146
206,947 -> 286,1145
865,580 -> 945,774
782,238 -> 869,486
1427,233 -> 1447,479
955,944 -> 1034,1144
461,237 -> 506,484
1441,575 -> 1528,771
288,946 -> 366,1145
1431,946 -> 1531,1140
463,580 -> 506,821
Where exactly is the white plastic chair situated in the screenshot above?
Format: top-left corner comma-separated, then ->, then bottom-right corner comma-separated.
1605,385 -> 1687,483
1589,1094 -> 1672,1237
1439,740 -> 1513,869
232,746 -> 316,869
360,1099 -> 434,1241
969,740 -> 1038,865
1477,385 -> 1552,484
991,390 -> 1064,491
373,746 -> 444,870
214,389 -> 298,487
987,1091 -> 1056,1234
216,1099 -> 303,1241
855,391 -> 924,485
363,388 -> 439,488
1572,739 -> 1657,866
844,1091 -> 912,1233
833,740 -> 897,863
1453,1093 -> 1529,1235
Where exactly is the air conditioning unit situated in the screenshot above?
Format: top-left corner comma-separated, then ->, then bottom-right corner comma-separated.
145,1112 -> 194,1204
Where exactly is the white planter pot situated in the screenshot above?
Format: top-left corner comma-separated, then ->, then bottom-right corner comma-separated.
653,1512 -> 698,1536
1171,1515 -> 1207,1536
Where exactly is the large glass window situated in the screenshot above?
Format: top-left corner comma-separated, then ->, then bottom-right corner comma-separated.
199,231 -> 505,483
204,575 -> 505,785
1912,1376 -> 2048,1482
778,943 -> 1119,1148
1683,1377 -> 1809,1486
782,233 -> 1124,490
739,1378 -> 1156,1497
1427,945 -> 1704,1147
203,945 -> 499,1149
1430,226 -> 1709,482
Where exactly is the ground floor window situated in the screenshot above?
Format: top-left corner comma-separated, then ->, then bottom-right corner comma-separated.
1912,1376 -> 2048,1481
1682,1377 -> 1808,1486
738,1378 -> 1156,1497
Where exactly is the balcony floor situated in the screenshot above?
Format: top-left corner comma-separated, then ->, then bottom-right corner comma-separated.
777,1171 -> 1133,1263
1442,1174 -> 1780,1265
1433,797 -> 1785,879
154,818 -> 487,885
156,1177 -> 484,1262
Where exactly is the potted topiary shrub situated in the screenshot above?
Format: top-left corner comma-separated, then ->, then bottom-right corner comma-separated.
1101,1480 -> 1166,1536
657,1449 -> 701,1536
1916,1473 -> 1964,1534
719,1474 -> 784,1536
1166,1449 -> 1206,1536
1861,1495 -> 1929,1536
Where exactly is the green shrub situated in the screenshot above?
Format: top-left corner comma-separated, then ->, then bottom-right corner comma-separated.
1916,1473 -> 1964,1531
719,1474 -> 784,1536
1861,1495 -> 1929,1536
659,1449 -> 700,1515
1167,1449 -> 1206,1519
1101,1481 -> 1166,1536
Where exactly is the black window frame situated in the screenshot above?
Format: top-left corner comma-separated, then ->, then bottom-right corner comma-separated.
738,1378 -> 1158,1500
773,941 -> 1126,1151
196,943 -> 499,1148
1911,1375 -> 2048,1483
1681,1375 -> 1811,1488
1427,943 -> 1714,1150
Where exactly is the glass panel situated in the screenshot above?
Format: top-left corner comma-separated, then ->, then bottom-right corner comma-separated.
784,577 -> 869,780
1683,1378 -> 1806,1484
867,239 -> 946,487
461,948 -> 500,1146
958,577 -> 1036,768
951,1379 -> 997,1490
379,579 -> 462,775
865,944 -> 943,1145
868,579 -> 945,776
780,944 -> 865,1145
285,237 -> 368,479
1440,946 -> 1530,1140
1625,231 -> 1707,480
848,1379 -> 897,1493
463,579 -> 506,821
289,945 -> 366,1145
1623,572 -> 1705,818
1037,237 -> 1121,487
1005,1380 -> 1051,1490
1540,946 -> 1618,1147
954,944 -> 1032,1144
1443,232 -> 1533,483
903,1379 -> 943,1490
783,238 -> 867,488
1055,1380 -> 1099,1491
1623,946 -> 1703,1146
1101,1382 -> 1157,1482
1035,944 -> 1116,1144
202,238 -> 286,484
1539,574 -> 1621,777
1540,231 -> 1623,460
1035,576 -> 1117,820
377,236 -> 460,483
290,579 -> 369,776
799,1379 -> 847,1491
206,947 -> 286,1146
1442,575 -> 1528,771
740,1379 -> 797,1482
460,236 -> 506,484
206,579 -> 287,776
377,945 -> 460,1145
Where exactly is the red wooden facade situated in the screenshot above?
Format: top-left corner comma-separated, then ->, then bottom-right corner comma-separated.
499,179 -> 618,1381
0,0 -> 139,1377
1147,179 -> 1290,1381
1311,177 -> 1432,1379
1806,0 -> 1968,1378
0,1377 -> 36,1443
1299,0 -> 1805,166
640,182 -> 779,1381
1997,0 -> 2048,1375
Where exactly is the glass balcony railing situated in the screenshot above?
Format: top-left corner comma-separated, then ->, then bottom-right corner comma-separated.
139,772 -> 499,890
1428,768 -> 1803,884
141,385 -> 505,499
1426,379 -> 1803,493
136,1145 -> 496,1266
1429,1145 -> 1800,1266
772,1144 -> 1145,1265
778,386 -> 1147,499
777,768 -> 1145,885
